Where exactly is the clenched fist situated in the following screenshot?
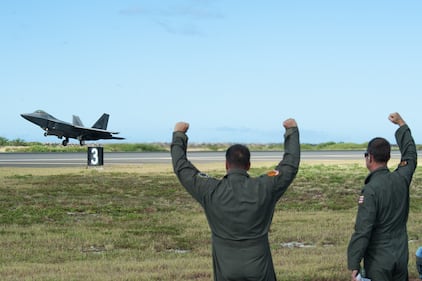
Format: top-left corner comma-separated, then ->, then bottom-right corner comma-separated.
388,113 -> 406,127
174,122 -> 189,133
283,118 -> 298,129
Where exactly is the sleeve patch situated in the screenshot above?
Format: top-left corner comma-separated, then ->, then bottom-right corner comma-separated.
267,170 -> 280,177
197,172 -> 210,178
399,160 -> 408,167
358,195 -> 364,204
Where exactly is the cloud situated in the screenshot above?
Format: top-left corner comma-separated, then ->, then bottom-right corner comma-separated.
119,1 -> 224,36
155,20 -> 202,36
158,2 -> 224,20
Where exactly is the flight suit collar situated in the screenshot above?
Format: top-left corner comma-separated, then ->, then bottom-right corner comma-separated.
225,168 -> 250,178
365,166 -> 389,184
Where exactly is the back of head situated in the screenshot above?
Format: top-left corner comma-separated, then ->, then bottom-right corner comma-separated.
226,144 -> 251,170
367,137 -> 391,163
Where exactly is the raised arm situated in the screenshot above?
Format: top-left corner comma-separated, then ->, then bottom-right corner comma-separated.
389,112 -> 417,182
171,122 -> 218,204
278,118 -> 300,170
270,118 -> 300,197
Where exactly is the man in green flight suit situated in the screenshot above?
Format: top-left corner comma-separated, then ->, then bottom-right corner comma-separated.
171,119 -> 300,281
347,112 -> 417,281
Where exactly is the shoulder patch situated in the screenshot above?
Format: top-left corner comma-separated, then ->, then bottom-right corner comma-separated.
267,170 -> 280,177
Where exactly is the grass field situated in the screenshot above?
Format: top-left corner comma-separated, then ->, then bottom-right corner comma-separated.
0,160 -> 421,280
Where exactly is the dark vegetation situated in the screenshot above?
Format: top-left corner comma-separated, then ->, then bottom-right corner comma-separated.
2,136 -> 420,153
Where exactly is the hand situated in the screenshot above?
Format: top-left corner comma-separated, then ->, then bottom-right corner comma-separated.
351,270 -> 359,281
174,122 -> 189,133
283,118 -> 297,129
388,112 -> 406,126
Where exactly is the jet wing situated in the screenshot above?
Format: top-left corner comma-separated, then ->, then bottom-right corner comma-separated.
73,126 -> 125,141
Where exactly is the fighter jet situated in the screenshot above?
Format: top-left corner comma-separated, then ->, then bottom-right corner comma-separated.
21,110 -> 125,146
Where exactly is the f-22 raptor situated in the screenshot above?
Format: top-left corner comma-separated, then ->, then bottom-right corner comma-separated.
21,110 -> 125,146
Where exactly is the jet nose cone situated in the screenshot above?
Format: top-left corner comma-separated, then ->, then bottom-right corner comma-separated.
21,113 -> 30,120
21,113 -> 35,119
21,113 -> 39,124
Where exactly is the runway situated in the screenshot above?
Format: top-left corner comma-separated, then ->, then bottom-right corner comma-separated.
0,150 -> 408,167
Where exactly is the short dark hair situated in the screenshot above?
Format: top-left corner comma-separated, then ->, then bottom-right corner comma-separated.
226,144 -> 250,169
367,137 -> 391,163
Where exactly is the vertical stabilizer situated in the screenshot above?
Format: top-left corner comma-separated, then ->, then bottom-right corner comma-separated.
92,114 -> 109,129
73,115 -> 84,127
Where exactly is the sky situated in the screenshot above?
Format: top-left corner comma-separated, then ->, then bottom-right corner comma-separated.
1,1 -> 421,145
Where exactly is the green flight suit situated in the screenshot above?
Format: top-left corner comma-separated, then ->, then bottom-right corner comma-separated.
171,127 -> 300,281
347,124 -> 417,281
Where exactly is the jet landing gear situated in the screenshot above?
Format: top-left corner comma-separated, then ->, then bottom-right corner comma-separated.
61,139 -> 85,146
60,138 -> 85,146
62,138 -> 69,146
